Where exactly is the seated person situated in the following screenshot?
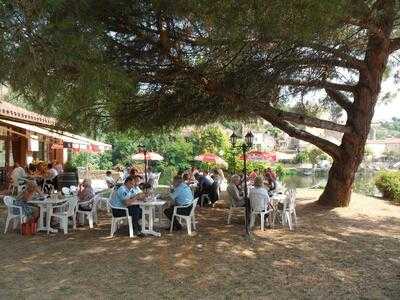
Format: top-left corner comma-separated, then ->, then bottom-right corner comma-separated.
182,173 -> 191,185
77,179 -> 95,211
53,160 -> 64,174
11,162 -> 27,189
194,173 -> 213,199
110,175 -> 147,236
45,163 -> 59,188
164,176 -> 194,231
249,176 -> 271,213
105,171 -> 115,189
249,170 -> 258,182
14,181 -> 41,221
203,170 -> 214,183
227,175 -> 246,207
263,168 -> 277,194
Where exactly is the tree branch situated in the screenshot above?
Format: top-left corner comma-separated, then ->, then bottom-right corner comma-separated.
277,79 -> 356,93
277,57 -> 363,70
267,106 -> 351,134
306,43 -> 367,71
325,88 -> 353,113
260,111 -> 341,160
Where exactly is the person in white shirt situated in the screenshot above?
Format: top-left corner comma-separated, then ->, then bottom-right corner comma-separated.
11,162 -> 27,187
203,170 -> 214,184
53,160 -> 63,174
46,163 -> 58,180
105,170 -> 115,189
249,176 -> 271,212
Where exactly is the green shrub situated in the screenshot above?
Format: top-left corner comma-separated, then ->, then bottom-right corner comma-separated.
272,163 -> 290,178
375,171 -> 400,203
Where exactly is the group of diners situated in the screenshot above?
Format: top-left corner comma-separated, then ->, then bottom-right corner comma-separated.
10,160 -> 62,192
8,163 -> 280,236
227,167 -> 279,221
180,167 -> 227,207
109,173 -> 194,236
8,176 -> 98,226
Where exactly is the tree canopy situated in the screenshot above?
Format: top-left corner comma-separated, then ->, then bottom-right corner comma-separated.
1,0 -> 400,206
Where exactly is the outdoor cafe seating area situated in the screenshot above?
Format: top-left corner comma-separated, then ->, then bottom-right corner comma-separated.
2,146 -> 298,238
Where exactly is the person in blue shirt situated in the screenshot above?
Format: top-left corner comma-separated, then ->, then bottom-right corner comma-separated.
164,175 -> 194,231
110,175 -> 147,236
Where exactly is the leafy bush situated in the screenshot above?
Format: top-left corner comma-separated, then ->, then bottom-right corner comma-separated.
158,165 -> 178,185
375,171 -> 400,203
272,163 -> 291,178
294,150 -> 310,164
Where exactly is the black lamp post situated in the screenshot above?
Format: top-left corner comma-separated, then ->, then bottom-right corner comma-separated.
138,144 -> 148,184
230,131 -> 254,235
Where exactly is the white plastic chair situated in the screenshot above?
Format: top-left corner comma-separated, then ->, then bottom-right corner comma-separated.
97,188 -> 113,212
76,195 -> 101,229
272,189 -> 297,230
3,196 -> 26,234
250,201 -> 274,231
50,197 -> 78,234
152,173 -> 161,189
227,197 -> 246,225
69,185 -> 78,195
283,189 -> 297,230
109,200 -> 134,238
170,198 -> 198,235
62,187 -> 71,195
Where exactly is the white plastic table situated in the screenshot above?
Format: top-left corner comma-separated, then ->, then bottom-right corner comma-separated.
137,199 -> 166,237
271,193 -> 287,204
28,196 -> 72,234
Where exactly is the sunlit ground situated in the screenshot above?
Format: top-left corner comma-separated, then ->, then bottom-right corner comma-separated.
1,189 -> 399,299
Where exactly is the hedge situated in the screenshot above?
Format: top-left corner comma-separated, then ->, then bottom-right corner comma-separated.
375,170 -> 400,203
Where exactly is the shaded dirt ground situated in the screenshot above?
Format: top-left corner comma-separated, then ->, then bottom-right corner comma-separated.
0,189 -> 399,299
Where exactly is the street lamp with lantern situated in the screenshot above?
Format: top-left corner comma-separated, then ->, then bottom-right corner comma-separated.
229,131 -> 254,235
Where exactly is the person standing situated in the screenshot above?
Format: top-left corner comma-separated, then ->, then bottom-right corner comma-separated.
164,176 -> 194,231
105,171 -> 115,189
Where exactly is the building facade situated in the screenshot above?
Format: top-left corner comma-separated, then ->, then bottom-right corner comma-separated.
0,99 -> 111,189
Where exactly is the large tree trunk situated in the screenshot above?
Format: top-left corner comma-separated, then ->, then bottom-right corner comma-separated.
318,135 -> 365,207
318,10 -> 394,206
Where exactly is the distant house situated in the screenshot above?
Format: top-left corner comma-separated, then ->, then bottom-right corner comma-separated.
252,131 -> 276,151
366,138 -> 400,158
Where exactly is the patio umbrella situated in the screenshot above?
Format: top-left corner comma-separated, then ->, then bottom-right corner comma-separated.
194,153 -> 228,167
239,150 -> 277,162
132,152 -> 164,161
132,151 -> 164,183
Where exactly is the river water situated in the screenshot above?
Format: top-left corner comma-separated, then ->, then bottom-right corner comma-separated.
282,170 -> 379,196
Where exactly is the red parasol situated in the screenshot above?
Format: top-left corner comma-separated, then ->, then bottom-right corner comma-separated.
240,150 -> 277,162
194,153 -> 227,166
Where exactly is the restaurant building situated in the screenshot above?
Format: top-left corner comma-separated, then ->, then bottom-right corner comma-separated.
0,99 -> 111,189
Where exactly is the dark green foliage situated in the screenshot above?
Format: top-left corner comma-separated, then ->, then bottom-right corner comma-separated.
0,0 -> 376,133
375,171 -> 400,203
